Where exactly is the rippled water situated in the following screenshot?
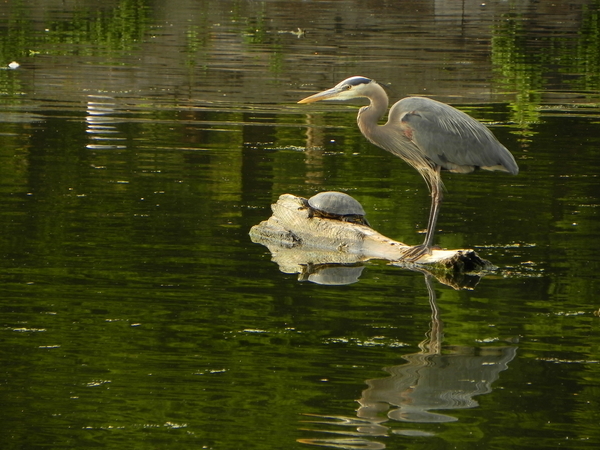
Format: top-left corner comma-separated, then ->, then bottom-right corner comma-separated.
1,1 -> 600,449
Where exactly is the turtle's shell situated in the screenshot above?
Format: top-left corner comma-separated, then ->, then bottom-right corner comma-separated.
308,191 -> 366,217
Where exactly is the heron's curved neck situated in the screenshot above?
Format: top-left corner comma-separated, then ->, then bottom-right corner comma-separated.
357,83 -> 389,144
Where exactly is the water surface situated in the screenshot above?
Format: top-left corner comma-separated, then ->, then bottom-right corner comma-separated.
1,1 -> 599,449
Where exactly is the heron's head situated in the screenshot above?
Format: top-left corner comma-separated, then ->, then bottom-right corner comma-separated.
298,76 -> 375,104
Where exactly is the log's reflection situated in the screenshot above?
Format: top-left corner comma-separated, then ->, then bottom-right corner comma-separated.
299,275 -> 517,449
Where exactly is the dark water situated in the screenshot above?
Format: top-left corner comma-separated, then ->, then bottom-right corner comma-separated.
1,1 -> 600,449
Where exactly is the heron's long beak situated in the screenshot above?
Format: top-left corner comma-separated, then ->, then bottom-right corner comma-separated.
298,86 -> 343,104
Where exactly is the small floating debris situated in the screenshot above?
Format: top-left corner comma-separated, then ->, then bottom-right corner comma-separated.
277,28 -> 305,38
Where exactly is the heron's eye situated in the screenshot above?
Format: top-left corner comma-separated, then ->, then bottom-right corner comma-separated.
344,85 -> 352,90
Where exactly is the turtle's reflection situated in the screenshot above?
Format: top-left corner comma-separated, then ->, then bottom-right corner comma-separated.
298,263 -> 366,285
299,275 -> 517,449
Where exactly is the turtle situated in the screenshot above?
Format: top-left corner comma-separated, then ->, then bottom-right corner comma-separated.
307,191 -> 370,227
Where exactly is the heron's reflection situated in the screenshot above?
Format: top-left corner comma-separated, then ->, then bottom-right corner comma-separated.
299,275 -> 517,449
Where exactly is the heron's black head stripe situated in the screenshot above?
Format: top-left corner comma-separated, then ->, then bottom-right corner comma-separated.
345,76 -> 372,86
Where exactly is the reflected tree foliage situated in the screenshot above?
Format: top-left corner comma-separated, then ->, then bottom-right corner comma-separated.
0,0 -> 149,60
491,1 -> 600,141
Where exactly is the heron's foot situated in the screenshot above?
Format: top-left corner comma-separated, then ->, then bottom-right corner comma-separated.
402,244 -> 433,262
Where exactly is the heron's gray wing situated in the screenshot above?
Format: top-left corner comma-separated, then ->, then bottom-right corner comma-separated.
390,97 -> 518,174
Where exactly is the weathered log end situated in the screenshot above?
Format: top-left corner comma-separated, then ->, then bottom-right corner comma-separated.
445,250 -> 493,272
399,248 -> 494,273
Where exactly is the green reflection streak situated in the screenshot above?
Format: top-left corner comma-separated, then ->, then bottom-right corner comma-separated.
564,1 -> 600,92
491,15 -> 544,138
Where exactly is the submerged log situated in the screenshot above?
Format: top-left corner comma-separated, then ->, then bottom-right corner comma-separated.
250,194 -> 493,276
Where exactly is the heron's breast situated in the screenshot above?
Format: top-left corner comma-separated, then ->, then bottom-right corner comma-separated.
399,111 -> 421,141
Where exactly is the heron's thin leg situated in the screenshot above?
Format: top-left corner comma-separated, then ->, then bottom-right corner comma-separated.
402,167 -> 443,261
423,169 -> 443,249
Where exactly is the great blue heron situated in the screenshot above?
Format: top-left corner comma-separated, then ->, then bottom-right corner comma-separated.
298,76 -> 519,259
